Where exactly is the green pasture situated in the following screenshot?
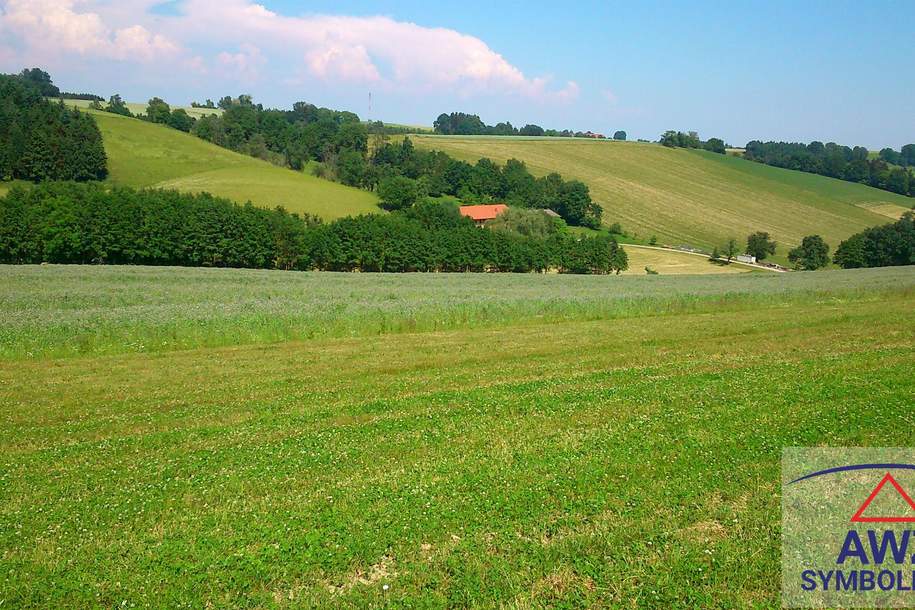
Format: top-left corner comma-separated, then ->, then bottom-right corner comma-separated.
0,265 -> 913,607
87,109 -> 379,220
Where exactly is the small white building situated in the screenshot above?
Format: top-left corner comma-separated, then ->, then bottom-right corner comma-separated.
736,254 -> 756,264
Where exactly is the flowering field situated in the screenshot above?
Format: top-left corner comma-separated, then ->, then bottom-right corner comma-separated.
0,264 -> 912,359
0,266 -> 914,607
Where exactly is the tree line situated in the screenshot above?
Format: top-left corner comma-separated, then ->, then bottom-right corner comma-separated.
433,112 -> 625,140
0,73 -> 107,182
744,141 -> 915,197
0,182 -> 627,274
834,212 -> 915,269
659,131 -> 726,154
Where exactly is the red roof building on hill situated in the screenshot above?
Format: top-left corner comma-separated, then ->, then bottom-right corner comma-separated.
459,204 -> 508,226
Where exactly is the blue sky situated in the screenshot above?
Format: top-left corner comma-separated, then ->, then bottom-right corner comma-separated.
2,0 -> 913,148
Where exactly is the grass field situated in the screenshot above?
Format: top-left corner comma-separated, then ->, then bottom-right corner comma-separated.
410,136 -> 914,263
622,246 -> 752,275
85,109 -> 379,220
1,265 -> 913,607
1,265 -> 908,360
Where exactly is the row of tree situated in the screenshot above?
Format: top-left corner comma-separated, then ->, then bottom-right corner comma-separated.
369,138 -> 604,228
433,112 -> 625,140
0,73 -> 107,182
659,131 -> 726,154
744,140 -> 915,197
0,183 -> 627,274
834,212 -> 915,269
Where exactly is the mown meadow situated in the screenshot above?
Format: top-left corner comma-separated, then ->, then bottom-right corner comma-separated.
411,136 -> 913,263
1,265 -> 914,607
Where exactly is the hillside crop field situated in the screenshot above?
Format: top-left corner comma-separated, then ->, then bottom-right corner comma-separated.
85,109 -> 379,220
1,265 -> 913,607
68,98 -> 224,119
410,136 -> 914,263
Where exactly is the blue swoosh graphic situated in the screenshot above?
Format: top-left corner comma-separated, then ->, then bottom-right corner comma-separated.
789,463 -> 915,485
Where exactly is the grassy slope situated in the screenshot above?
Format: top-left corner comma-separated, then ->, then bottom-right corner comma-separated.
410,136 -> 913,261
89,109 -> 379,220
1,268 -> 913,607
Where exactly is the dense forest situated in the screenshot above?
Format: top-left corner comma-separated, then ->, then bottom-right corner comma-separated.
834,212 -> 915,269
0,183 -> 626,274
0,72 -> 107,182
744,141 -> 915,197
433,111 -> 621,139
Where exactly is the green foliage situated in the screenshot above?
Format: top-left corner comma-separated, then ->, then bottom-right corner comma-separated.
104,94 -> 133,117
487,207 -> 564,239
746,231 -> 777,261
145,97 -> 172,124
433,111 -> 602,138
660,130 -> 700,148
745,140 -> 915,197
834,212 -> 915,269
0,74 -> 107,182
372,139 -> 602,227
725,238 -> 739,261
787,235 -> 831,270
613,131 -> 627,141
0,184 -> 624,274
703,138 -> 726,154
167,109 -> 194,132
377,176 -> 421,211
18,67 -> 59,96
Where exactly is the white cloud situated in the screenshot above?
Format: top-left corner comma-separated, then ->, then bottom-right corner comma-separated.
0,0 -> 580,101
217,43 -> 264,83
0,0 -> 181,62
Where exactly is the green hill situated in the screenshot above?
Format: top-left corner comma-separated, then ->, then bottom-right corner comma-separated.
87,109 -> 379,220
411,136 -> 913,262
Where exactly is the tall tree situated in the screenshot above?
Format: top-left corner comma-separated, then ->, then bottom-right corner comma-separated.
787,235 -> 830,270
746,231 -> 776,260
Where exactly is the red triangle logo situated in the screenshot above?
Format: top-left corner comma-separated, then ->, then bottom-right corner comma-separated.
851,473 -> 915,523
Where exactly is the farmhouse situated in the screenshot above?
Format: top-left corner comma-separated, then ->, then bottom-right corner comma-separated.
459,204 -> 508,226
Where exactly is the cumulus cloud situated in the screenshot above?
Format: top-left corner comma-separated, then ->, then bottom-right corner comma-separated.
0,0 -> 579,101
0,0 -> 181,62
217,43 -> 264,83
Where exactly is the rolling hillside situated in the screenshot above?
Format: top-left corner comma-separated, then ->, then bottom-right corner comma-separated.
87,109 -> 379,220
411,136 -> 913,262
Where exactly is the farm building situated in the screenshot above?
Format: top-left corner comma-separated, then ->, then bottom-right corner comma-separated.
736,254 -> 757,264
459,204 -> 508,226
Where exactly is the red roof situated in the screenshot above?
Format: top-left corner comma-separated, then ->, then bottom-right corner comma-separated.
459,204 -> 508,222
